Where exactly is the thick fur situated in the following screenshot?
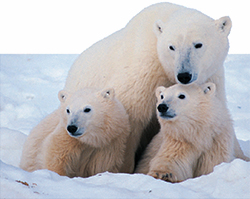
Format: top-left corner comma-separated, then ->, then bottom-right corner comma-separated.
136,83 -> 249,182
20,88 -> 130,177
25,3 -> 236,172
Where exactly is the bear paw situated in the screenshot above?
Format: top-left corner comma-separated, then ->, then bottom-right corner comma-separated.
147,171 -> 180,183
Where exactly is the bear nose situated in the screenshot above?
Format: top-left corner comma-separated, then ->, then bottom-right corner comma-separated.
67,125 -> 78,135
177,72 -> 192,84
157,104 -> 169,113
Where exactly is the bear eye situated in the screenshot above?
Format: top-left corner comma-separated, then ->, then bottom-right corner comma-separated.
178,94 -> 186,99
169,45 -> 175,51
158,26 -> 162,32
160,94 -> 164,100
83,108 -> 91,113
66,108 -> 70,114
194,43 -> 203,49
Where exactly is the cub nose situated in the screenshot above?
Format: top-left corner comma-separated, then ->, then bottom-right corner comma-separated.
177,72 -> 192,84
157,104 -> 168,113
67,125 -> 78,135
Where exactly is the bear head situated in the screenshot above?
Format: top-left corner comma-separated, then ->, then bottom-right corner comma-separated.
155,82 -> 216,125
58,88 -> 129,147
154,9 -> 232,85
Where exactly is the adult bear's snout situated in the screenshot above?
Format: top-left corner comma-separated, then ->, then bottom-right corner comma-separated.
177,72 -> 192,84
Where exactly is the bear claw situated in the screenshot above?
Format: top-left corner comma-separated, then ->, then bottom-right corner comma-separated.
148,171 -> 177,183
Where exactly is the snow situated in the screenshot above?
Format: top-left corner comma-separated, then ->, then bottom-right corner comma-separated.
0,54 -> 250,198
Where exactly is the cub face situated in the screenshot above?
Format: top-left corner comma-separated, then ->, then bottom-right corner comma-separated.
155,83 -> 216,122
58,88 -> 116,141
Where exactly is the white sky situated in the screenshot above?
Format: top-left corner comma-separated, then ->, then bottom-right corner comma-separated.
0,0 -> 249,54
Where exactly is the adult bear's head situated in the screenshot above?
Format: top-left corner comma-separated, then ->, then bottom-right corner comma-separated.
154,9 -> 232,85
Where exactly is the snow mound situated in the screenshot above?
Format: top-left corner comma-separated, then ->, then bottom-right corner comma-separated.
0,128 -> 27,167
1,159 -> 250,199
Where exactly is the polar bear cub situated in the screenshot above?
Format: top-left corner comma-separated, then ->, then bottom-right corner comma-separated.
136,83 -> 249,182
20,88 -> 130,177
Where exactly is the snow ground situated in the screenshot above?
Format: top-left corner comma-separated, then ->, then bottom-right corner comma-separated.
0,54 -> 250,198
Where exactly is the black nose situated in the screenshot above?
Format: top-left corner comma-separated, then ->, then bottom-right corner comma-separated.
157,104 -> 168,113
177,72 -> 192,84
67,125 -> 78,135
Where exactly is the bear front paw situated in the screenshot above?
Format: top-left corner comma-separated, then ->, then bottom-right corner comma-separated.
147,171 -> 180,183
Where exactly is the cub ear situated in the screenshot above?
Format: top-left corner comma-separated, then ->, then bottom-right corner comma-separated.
215,16 -> 232,36
58,90 -> 68,103
203,82 -> 216,96
155,86 -> 166,99
101,88 -> 115,100
153,19 -> 164,36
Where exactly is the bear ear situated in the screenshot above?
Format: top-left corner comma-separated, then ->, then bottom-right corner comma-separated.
153,19 -> 164,36
155,86 -> 166,98
203,82 -> 216,96
58,90 -> 68,103
101,88 -> 115,100
215,16 -> 232,36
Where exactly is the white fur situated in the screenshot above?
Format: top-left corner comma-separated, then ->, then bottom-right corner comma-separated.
136,83 -> 249,182
27,3 -> 235,172
20,88 -> 130,177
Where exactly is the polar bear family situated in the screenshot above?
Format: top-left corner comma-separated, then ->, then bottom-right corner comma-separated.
20,2 -> 249,181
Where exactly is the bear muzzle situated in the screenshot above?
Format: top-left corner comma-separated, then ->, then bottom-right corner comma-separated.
157,103 -> 176,119
67,125 -> 83,137
157,103 -> 169,113
177,72 -> 192,84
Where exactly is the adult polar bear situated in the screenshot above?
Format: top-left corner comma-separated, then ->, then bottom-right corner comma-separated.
41,3 -> 241,172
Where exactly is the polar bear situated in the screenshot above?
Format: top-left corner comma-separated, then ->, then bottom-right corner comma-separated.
20,88 -> 130,177
29,2 -> 238,172
136,83 -> 249,182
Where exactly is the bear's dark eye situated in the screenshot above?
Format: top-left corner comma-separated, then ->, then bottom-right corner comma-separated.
160,94 -> 164,100
169,45 -> 175,51
158,26 -> 162,32
83,108 -> 91,113
66,108 -> 70,114
178,94 -> 186,99
194,43 -> 203,49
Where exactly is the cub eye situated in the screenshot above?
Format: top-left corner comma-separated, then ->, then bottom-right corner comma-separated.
178,94 -> 186,99
194,43 -> 203,49
83,108 -> 91,113
66,108 -> 70,114
160,94 -> 164,100
169,45 -> 175,51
